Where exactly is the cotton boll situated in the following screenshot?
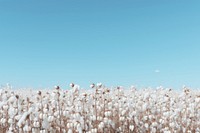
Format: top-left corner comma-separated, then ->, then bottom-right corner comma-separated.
8,96 -> 16,103
70,123 -> 74,128
164,131 -> 171,133
3,105 -> 9,110
151,128 -> 156,133
105,111 -> 109,117
97,116 -> 103,121
76,123 -> 82,133
97,83 -> 102,88
132,111 -> 137,116
8,118 -> 13,124
67,129 -> 73,133
98,122 -> 104,130
23,125 -> 31,132
33,121 -> 40,128
1,118 -> 6,124
129,125 -> 134,131
73,122 -> 78,128
195,97 -> 200,103
169,122 -> 175,128
40,130 -> 46,133
104,117 -> 108,123
121,110 -> 126,116
152,122 -> 158,127
145,123 -> 149,129
143,116 -> 148,121
43,108 -> 48,114
15,115 -> 22,121
54,111 -> 59,117
48,116 -> 54,122
91,128 -> 97,133
39,113 -> 43,119
42,118 -> 50,129
119,117 -> 125,121
91,115 -> 96,121
8,127 -> 14,133
67,123 -> 71,128
90,84 -> 95,88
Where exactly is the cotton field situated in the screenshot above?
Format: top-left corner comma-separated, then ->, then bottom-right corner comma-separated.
0,84 -> 200,133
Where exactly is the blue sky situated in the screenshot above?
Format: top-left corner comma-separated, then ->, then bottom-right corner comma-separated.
0,0 -> 200,89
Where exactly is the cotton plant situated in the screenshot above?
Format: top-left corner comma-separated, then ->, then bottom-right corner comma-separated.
0,84 -> 200,133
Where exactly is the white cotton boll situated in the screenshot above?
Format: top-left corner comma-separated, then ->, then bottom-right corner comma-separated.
73,85 -> 80,91
152,122 -> 158,127
195,97 -> 200,103
43,108 -> 48,114
23,125 -> 31,132
42,118 -> 50,129
68,129 -> 73,133
8,106 -> 17,117
169,122 -> 175,128
3,105 -> 9,110
134,117 -> 138,124
98,122 -> 104,130
28,107 -> 34,113
8,127 -> 14,133
17,112 -> 29,128
8,118 -> 13,124
1,118 -> 6,124
77,124 -> 82,133
48,116 -> 54,122
151,128 -> 156,133
97,116 -> 103,121
108,119 -> 112,125
52,93 -> 58,100
164,96 -> 169,101
67,123 -> 71,128
33,121 -> 40,128
54,111 -> 59,117
70,123 -> 74,128
40,130 -> 46,133
129,125 -> 134,131
148,115 -> 153,120
162,107 -> 167,111
163,112 -> 170,117
73,122 -> 78,128
43,114 -> 48,119
104,117 -> 108,123
91,128 -> 97,133
132,111 -> 137,116
90,84 -> 95,88
145,123 -> 149,129
142,103 -> 148,111
8,96 -> 16,103
143,116 -> 148,121
119,117 -> 125,121
75,113 -> 80,120
164,131 -> 171,133
108,102 -> 112,107
63,111 -> 69,116
15,115 -> 22,121
119,107 -> 123,112
121,110 -> 126,116
0,102 -> 6,109
91,115 -> 96,121
39,113 -> 43,119
97,83 -> 102,88
104,112 -> 108,117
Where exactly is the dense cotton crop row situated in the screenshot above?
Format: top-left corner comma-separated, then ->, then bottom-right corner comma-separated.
0,84 -> 200,133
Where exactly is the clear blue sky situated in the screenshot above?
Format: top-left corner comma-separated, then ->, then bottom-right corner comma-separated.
0,0 -> 200,89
